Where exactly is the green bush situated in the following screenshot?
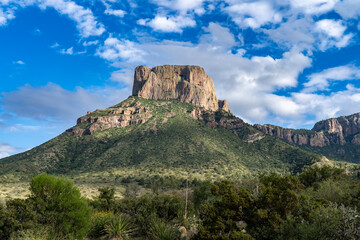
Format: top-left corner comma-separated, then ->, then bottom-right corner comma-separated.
103,214 -> 134,240
147,217 -> 177,240
87,211 -> 115,238
299,166 -> 345,187
29,173 -> 92,239
0,204 -> 17,240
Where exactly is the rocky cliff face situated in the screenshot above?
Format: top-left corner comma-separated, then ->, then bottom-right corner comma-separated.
67,100 -> 153,136
255,113 -> 360,147
132,65 -> 229,112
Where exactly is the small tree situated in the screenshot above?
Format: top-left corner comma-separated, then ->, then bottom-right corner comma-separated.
29,173 -> 92,239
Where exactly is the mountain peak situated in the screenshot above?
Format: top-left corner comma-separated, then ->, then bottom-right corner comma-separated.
132,65 -> 229,112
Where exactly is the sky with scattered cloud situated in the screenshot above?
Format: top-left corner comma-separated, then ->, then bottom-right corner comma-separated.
0,0 -> 359,158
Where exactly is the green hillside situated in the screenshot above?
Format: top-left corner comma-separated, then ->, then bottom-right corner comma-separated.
0,97 -> 321,182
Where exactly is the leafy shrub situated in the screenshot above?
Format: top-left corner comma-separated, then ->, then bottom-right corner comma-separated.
299,166 -> 345,187
29,173 -> 92,239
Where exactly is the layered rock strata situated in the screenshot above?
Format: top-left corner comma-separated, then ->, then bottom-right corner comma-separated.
255,112 -> 360,147
133,65 -> 229,112
67,103 -> 152,136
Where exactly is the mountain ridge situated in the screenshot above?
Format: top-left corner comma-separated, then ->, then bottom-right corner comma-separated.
255,112 -> 360,162
0,65 -> 323,181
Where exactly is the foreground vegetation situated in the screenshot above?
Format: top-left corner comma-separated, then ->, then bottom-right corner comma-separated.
2,165 -> 360,239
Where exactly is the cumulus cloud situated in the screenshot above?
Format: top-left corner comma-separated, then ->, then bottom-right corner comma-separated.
289,0 -> 339,14
96,37 -> 145,62
334,0 -> 360,19
293,85 -> 360,122
266,17 -> 352,51
0,6 -> 15,26
224,1 -> 282,29
315,19 -> 353,51
304,65 -> 360,92
1,83 -> 130,122
199,22 -> 236,51
138,14 -> 196,33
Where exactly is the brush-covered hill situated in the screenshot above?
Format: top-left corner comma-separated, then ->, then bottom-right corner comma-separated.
0,65 -> 322,182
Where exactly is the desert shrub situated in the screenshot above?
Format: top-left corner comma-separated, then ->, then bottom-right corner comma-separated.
103,214 -> 134,240
87,211 -> 115,238
10,226 -> 50,240
0,204 -> 17,240
29,173 -> 92,239
299,166 -> 345,187
92,187 -> 116,211
147,217 -> 177,240
196,181 -> 254,240
6,199 -> 38,231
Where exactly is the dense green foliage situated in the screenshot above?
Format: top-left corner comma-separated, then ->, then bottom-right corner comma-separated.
3,166 -> 360,239
0,174 -> 92,240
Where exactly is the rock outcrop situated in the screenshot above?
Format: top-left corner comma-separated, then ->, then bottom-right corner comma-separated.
255,112 -> 360,147
67,101 -> 153,136
133,65 -> 229,112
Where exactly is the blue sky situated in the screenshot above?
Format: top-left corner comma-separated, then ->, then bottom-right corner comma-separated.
0,0 -> 360,158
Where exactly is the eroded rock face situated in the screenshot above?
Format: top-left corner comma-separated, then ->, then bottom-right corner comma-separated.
254,124 -> 329,147
67,104 -> 152,136
255,112 -> 360,147
133,65 -> 229,112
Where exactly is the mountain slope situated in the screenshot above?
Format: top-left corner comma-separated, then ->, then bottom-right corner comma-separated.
0,96 -> 320,180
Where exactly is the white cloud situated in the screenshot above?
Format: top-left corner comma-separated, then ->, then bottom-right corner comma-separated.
50,42 -> 60,48
104,8 -> 126,17
266,17 -> 353,51
60,47 -> 73,55
109,69 -> 134,85
225,1 -> 282,29
138,14 -> 196,33
1,0 -> 105,37
293,85 -> 360,122
14,60 -> 25,65
334,0 -> 360,19
315,19 -> 353,51
96,37 -> 145,62
304,65 -> 360,92
199,22 -> 236,51
289,0 -> 339,14
37,0 -> 105,37
152,0 -> 205,12
0,6 -> 15,26
83,40 -> 99,46
316,19 -> 346,38
0,143 -> 16,159
0,152 -> 10,159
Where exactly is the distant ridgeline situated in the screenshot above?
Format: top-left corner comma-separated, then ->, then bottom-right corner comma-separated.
2,64 -> 357,182
255,113 -> 360,162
